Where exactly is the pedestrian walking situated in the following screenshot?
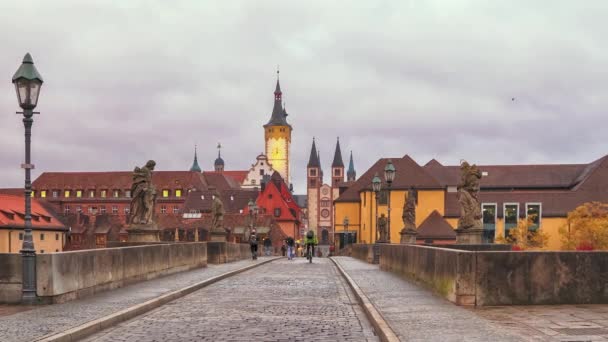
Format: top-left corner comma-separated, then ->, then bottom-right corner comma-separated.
281,242 -> 286,257
249,231 -> 258,260
285,236 -> 295,260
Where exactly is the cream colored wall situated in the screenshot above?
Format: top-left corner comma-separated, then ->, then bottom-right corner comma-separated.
0,230 -> 9,253
307,188 -> 318,230
2,230 -> 65,254
334,202 -> 360,233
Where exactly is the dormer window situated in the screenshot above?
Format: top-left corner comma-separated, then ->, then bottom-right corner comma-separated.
163,190 -> 169,198
100,190 -> 107,198
175,189 -> 182,198
64,190 -> 71,198
113,190 -> 120,198
40,190 -> 47,198
76,190 -> 83,198
89,190 -> 95,198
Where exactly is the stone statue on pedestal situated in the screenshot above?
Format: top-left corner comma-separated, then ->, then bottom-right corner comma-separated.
377,214 -> 388,242
126,160 -> 160,242
129,160 -> 157,225
457,161 -> 482,230
400,189 -> 418,244
456,160 -> 484,244
211,191 -> 225,232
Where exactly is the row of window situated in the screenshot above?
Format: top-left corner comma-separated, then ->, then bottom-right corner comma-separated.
482,203 -> 542,241
63,205 -> 180,215
18,232 -> 61,241
34,189 -> 184,199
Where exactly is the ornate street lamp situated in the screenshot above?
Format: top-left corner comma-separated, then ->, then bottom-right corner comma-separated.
12,53 -> 43,304
384,160 -> 396,243
372,173 -> 381,242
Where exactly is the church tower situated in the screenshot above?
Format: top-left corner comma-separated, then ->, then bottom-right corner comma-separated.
214,143 -> 224,172
331,138 -> 345,204
306,138 -> 321,230
264,70 -> 292,184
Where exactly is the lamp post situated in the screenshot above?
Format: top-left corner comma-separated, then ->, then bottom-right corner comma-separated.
384,160 -> 396,243
12,53 -> 43,304
343,216 -> 350,246
372,173 -> 381,243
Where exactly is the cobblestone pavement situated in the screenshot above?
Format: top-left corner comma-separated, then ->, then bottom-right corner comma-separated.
333,257 -> 530,342
0,257 -> 276,342
472,305 -> 608,341
85,258 -> 378,342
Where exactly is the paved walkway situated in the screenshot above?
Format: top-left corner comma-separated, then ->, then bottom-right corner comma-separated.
84,258 -> 378,341
333,257 -> 528,341
472,305 -> 608,341
0,258 -> 276,342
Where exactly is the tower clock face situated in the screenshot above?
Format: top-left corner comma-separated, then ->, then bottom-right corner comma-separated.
267,138 -> 286,159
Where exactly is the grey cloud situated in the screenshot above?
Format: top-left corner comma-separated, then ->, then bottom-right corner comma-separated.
0,1 -> 607,194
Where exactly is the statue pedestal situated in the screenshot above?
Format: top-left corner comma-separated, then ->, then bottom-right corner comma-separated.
400,228 -> 418,244
455,228 -> 484,244
126,224 -> 161,243
210,229 -> 227,242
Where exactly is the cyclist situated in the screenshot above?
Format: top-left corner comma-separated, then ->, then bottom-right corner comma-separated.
304,229 -> 318,263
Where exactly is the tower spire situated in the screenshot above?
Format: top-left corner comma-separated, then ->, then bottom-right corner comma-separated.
264,68 -> 290,128
190,144 -> 201,172
347,150 -> 356,181
307,138 -> 320,168
332,137 -> 344,168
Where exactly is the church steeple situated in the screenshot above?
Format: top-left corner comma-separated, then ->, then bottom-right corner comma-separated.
214,142 -> 224,172
264,69 -> 291,128
307,138 -> 320,168
190,145 -> 201,172
347,151 -> 356,181
332,137 -> 344,168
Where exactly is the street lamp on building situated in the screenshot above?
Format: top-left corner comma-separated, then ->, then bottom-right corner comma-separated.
384,160 -> 396,243
12,53 -> 43,304
343,216 -> 350,245
372,173 -> 381,243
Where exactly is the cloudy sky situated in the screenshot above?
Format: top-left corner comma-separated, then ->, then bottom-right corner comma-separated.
0,1 -> 606,193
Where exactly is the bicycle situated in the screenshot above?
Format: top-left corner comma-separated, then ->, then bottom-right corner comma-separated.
306,243 -> 314,263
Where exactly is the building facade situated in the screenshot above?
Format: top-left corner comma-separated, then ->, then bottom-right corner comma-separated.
307,138 -> 356,245
0,194 -> 68,253
252,171 -> 301,239
334,154 -> 608,250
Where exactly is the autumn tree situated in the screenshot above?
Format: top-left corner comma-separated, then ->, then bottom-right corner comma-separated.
496,215 -> 549,250
559,202 -> 608,250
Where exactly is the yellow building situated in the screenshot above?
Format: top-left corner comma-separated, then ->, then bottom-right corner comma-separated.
264,72 -> 292,184
334,155 -> 608,250
0,194 -> 68,253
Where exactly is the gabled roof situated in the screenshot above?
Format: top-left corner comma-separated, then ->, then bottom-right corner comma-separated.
221,170 -> 249,184
335,155 -> 442,202
416,210 -> 456,240
424,162 -> 589,189
0,194 -> 66,230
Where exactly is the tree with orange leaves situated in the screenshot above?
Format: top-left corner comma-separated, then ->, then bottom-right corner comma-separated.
559,202 -> 608,251
496,214 -> 548,250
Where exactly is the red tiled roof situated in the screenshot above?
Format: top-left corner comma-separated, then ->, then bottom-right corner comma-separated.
221,171 -> 248,184
416,210 -> 456,240
183,189 -> 258,214
33,171 -> 208,192
0,194 -> 66,230
0,188 -> 25,196
202,172 -> 242,191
